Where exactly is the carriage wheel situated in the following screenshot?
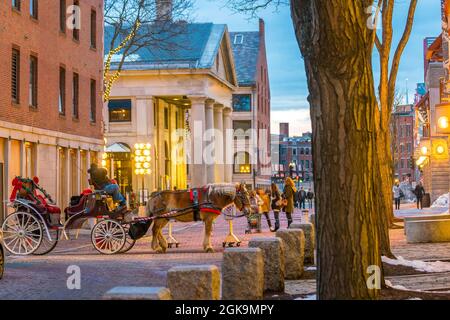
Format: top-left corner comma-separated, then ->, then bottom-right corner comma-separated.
119,225 -> 136,254
2,212 -> 43,255
33,227 -> 59,256
91,220 -> 126,255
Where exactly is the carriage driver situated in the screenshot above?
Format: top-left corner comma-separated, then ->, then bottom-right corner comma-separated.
88,163 -> 127,212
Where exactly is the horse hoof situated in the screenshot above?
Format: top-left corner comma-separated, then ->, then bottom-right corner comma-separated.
205,247 -> 214,253
155,248 -> 165,254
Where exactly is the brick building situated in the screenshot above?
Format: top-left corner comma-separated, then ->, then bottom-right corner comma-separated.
0,0 -> 104,220
391,104 -> 415,181
230,19 -> 271,189
273,123 -> 313,187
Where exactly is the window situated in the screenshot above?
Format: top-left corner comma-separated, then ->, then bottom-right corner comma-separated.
306,160 -> 310,169
11,48 -> 20,103
108,99 -> 131,122
30,0 -> 38,18
90,9 -> 97,48
12,0 -> 20,11
305,148 -> 310,155
233,34 -> 243,45
293,149 -> 297,156
233,120 -> 251,138
90,79 -> 96,122
300,148 -> 304,155
72,72 -> 79,118
72,1 -> 79,40
29,55 -> 38,107
234,152 -> 251,174
232,94 -> 251,112
59,67 -> 66,114
60,0 -> 66,33
164,108 -> 169,129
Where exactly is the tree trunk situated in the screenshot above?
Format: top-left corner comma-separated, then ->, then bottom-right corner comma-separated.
376,127 -> 396,258
291,0 -> 382,299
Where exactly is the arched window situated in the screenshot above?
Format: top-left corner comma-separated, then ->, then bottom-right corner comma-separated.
234,151 -> 251,174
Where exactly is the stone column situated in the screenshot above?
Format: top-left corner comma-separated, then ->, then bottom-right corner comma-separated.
76,148 -> 81,194
189,96 -> 207,187
205,99 -> 215,184
223,107 -> 233,183
214,104 -> 224,182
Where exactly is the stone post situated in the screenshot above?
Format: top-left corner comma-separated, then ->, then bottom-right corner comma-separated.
276,229 -> 305,279
222,248 -> 264,300
167,265 -> 220,300
248,237 -> 285,292
289,222 -> 315,264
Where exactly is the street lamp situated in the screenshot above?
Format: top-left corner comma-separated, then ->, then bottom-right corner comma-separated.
134,143 -> 151,205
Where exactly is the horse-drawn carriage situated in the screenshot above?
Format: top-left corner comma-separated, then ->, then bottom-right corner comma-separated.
1,177 -> 251,256
1,176 -> 136,255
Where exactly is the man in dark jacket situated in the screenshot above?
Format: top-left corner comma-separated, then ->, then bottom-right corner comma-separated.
307,189 -> 314,209
88,163 -> 126,210
299,187 -> 307,209
414,182 -> 426,210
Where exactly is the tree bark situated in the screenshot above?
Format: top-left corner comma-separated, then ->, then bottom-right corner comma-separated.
291,0 -> 382,299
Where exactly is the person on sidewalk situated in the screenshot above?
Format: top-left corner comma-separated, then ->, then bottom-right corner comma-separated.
282,177 -> 297,228
307,188 -> 314,209
248,190 -> 264,233
298,187 -> 307,209
393,183 -> 401,210
270,183 -> 282,232
258,189 -> 273,231
414,182 -> 426,210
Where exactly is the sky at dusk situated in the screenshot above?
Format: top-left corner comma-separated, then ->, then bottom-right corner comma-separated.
195,0 -> 442,136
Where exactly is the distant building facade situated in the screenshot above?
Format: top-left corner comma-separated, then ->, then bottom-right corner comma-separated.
230,19 -> 271,189
391,104 -> 415,181
272,123 -> 313,187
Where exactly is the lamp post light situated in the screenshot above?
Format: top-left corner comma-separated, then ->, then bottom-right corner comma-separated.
134,143 -> 152,205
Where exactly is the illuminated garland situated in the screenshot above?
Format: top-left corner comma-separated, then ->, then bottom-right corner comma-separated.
103,20 -> 142,102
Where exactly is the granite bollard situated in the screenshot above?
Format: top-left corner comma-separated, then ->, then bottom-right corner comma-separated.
276,229 -> 305,279
222,248 -> 264,300
289,222 -> 315,264
167,265 -> 220,300
248,237 -> 285,292
103,287 -> 172,300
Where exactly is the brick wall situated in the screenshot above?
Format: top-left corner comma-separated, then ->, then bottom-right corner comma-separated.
0,0 -> 103,139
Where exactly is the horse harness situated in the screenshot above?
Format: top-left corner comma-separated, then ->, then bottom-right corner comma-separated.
149,187 -> 223,221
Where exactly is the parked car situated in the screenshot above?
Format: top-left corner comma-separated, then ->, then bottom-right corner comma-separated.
0,232 -> 4,279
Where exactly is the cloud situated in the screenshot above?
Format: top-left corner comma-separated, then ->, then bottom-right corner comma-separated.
271,109 -> 311,136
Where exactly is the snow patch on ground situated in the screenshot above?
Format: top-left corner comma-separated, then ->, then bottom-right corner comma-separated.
382,256 -> 450,273
385,280 -> 408,291
432,193 -> 449,208
305,266 -> 316,271
295,294 -> 316,300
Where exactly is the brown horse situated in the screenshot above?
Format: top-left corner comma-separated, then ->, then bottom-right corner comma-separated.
146,183 -> 250,253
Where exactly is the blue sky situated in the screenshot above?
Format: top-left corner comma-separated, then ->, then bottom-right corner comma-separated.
195,0 -> 442,136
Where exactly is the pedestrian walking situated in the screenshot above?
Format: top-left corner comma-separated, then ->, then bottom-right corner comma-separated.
282,177 -> 296,228
258,189 -> 273,231
271,183 -> 282,232
414,182 -> 426,210
298,187 -> 307,209
393,183 -> 401,210
307,188 -> 314,209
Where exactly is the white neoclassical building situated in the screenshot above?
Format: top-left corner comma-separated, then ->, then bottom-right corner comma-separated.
104,23 -> 238,195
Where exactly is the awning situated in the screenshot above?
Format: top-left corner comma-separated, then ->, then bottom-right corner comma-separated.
105,142 -> 131,153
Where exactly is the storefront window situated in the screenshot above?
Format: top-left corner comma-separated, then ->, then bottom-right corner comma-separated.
108,99 -> 132,122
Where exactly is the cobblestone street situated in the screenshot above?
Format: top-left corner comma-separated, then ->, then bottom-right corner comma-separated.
0,210 -> 303,299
